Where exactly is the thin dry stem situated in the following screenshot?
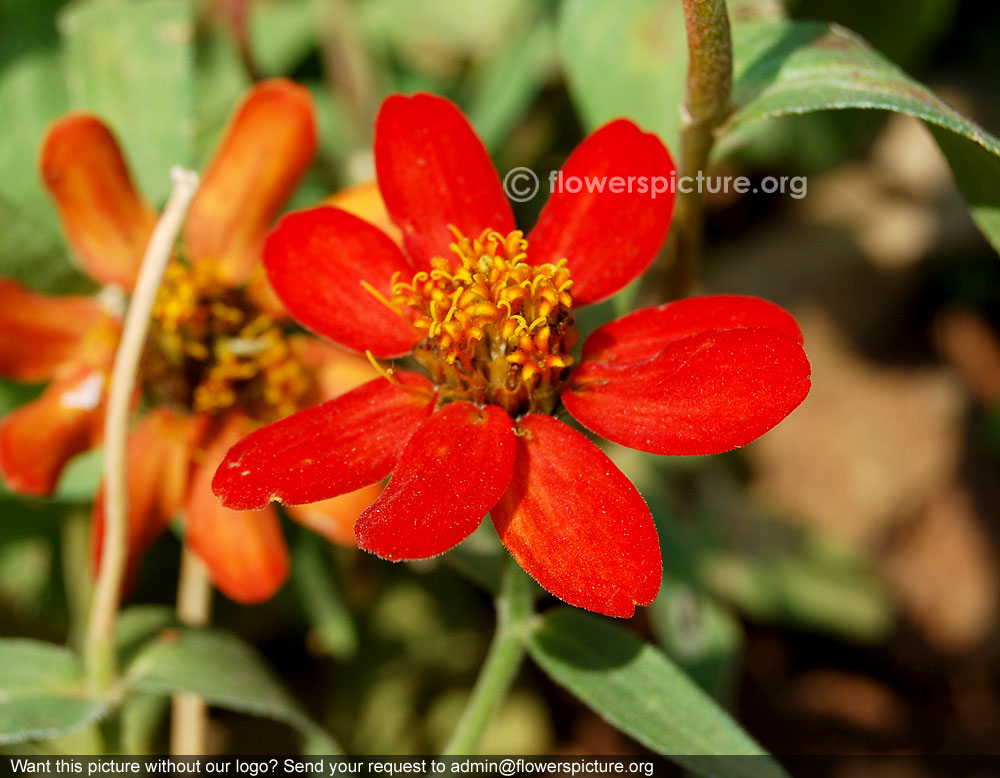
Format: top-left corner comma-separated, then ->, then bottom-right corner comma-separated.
84,167 -> 199,694
170,548 -> 213,755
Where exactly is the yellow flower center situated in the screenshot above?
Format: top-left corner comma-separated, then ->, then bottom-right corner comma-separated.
143,261 -> 309,420
383,228 -> 576,416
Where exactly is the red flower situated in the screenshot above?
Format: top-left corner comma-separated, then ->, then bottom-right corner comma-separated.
0,80 -> 381,603
212,94 -> 811,618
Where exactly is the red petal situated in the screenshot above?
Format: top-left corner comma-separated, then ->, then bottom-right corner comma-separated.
374,93 -> 515,268
40,114 -> 156,289
186,416 -> 289,604
564,328 -> 812,455
355,402 -> 515,560
581,295 -> 805,365
490,414 -> 661,618
92,408 -> 197,590
264,206 -> 421,357
0,366 -> 106,495
285,482 -> 383,546
528,119 -> 675,305
0,280 -> 104,382
184,80 -> 317,284
212,372 -> 436,510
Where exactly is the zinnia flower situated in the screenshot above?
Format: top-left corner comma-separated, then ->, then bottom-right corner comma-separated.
0,80 -> 380,603
212,94 -> 811,617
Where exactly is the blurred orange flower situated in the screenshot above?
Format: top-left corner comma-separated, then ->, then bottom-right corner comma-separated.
0,80 -> 379,603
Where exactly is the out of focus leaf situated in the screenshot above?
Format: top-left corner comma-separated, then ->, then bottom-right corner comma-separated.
557,0 -> 686,151
445,522 -> 504,594
0,197 -> 90,293
701,528 -> 893,642
59,0 -> 195,205
648,576 -> 744,702
249,0 -> 315,76
291,533 -> 357,659
720,19 -> 1000,253
0,538 -> 52,619
0,640 -> 108,745
115,605 -> 178,664
464,19 -> 556,152
193,29 -> 250,168
0,0 -> 90,292
360,0 -> 527,60
125,626 -> 342,753
120,692 -> 169,756
786,0 -> 956,69
654,507 -> 892,643
0,0 -> 66,221
53,448 -> 102,504
527,609 -> 785,778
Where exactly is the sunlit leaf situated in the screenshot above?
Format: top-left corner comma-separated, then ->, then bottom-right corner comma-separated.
720,19 -> 1000,253
526,609 -> 786,778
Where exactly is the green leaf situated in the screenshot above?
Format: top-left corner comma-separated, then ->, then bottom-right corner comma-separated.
0,0 -> 66,221
291,533 -> 358,659
125,626 -> 341,753
0,0 -> 91,292
249,0 -> 315,76
557,0 -> 686,151
192,30 -> 251,169
647,577 -> 744,702
0,639 -> 108,745
526,609 -> 785,778
59,0 -> 195,205
464,18 -> 557,152
720,19 -> 1000,253
700,528 -> 893,643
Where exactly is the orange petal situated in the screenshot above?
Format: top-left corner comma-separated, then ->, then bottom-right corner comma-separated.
184,79 -> 317,284
244,263 -> 289,321
185,414 -> 290,603
0,279 -> 104,382
0,365 -> 107,496
289,335 -> 380,403
91,407 -> 199,590
324,180 -> 402,245
285,482 -> 382,546
40,114 -> 156,289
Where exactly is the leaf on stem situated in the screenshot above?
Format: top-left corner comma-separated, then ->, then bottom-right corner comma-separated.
526,609 -> 787,778
0,639 -> 109,745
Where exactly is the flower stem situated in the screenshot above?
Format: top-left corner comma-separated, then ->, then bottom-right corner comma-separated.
663,0 -> 733,300
441,561 -> 534,755
84,167 -> 199,694
170,547 -> 213,755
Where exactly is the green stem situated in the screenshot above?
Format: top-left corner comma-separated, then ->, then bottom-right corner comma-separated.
83,167 -> 199,694
441,561 -> 534,755
663,0 -> 733,300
